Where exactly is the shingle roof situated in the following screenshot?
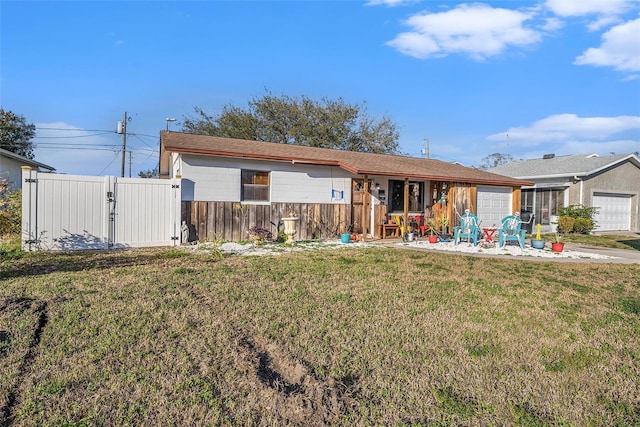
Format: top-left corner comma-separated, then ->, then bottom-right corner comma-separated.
0,147 -> 56,172
490,153 -> 640,179
160,131 -> 533,187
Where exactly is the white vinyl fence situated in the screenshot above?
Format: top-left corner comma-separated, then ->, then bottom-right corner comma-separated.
21,167 -> 182,251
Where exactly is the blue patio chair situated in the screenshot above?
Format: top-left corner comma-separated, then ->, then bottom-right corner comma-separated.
498,212 -> 526,249
453,210 -> 480,246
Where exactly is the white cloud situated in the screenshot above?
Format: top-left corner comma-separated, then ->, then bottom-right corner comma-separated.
540,17 -> 564,32
574,17 -> 640,72
487,114 -> 640,147
365,0 -> 416,6
544,0 -> 637,30
386,3 -> 541,60
545,0 -> 632,18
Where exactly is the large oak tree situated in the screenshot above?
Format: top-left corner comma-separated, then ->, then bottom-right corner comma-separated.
478,152 -> 514,170
0,108 -> 36,159
182,91 -> 401,154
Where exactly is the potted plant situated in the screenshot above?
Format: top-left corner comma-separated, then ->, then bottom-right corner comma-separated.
530,223 -> 545,249
427,219 -> 439,243
437,215 -> 451,242
281,211 -> 299,241
340,224 -> 352,244
247,226 -> 272,244
405,224 -> 415,242
551,233 -> 564,253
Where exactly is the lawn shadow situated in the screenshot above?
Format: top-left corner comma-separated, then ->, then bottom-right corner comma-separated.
0,249 -> 176,280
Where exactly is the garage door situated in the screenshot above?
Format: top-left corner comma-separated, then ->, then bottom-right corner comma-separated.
477,186 -> 512,227
593,193 -> 631,231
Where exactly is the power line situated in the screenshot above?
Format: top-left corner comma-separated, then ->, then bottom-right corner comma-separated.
97,151 -> 122,176
33,132 -> 113,139
35,126 -> 159,139
33,141 -> 120,147
36,127 -> 114,132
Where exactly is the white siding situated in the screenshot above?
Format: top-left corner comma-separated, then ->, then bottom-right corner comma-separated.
179,154 -> 352,204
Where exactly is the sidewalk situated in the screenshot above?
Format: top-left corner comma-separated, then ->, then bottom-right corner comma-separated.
562,242 -> 640,264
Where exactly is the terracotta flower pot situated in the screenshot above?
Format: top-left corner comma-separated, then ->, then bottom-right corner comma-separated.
551,242 -> 564,253
428,235 -> 439,244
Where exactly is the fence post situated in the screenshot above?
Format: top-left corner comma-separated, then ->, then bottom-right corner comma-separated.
21,166 -> 37,251
104,176 -> 116,248
171,177 -> 182,246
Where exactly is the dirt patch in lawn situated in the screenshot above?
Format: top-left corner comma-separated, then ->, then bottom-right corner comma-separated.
0,297 -> 49,426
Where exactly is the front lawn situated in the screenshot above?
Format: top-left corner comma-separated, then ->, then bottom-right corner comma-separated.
1,245 -> 639,425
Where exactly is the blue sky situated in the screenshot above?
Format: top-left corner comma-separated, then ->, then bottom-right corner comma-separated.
1,0 -> 639,177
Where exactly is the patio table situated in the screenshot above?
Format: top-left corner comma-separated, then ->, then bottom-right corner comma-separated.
483,227 -> 497,243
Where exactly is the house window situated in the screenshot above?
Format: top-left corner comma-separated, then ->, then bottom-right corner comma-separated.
390,180 -> 424,212
241,170 -> 270,202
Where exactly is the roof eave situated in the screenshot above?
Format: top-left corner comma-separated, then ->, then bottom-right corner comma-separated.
0,148 -> 56,172
585,154 -> 640,176
163,142 -> 533,187
348,168 -> 532,186
165,145 -> 342,167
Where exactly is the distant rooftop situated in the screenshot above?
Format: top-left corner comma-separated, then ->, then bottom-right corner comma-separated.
0,147 -> 56,172
490,153 -> 640,179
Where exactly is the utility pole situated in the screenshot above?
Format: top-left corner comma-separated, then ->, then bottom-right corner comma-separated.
121,112 -> 127,178
129,150 -> 132,178
421,138 -> 429,159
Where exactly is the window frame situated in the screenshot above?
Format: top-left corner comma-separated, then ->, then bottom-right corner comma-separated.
389,180 -> 424,212
241,169 -> 270,203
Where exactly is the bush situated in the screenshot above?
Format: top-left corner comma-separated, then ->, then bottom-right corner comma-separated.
558,205 -> 597,220
247,226 -> 272,243
0,189 -> 21,235
557,205 -> 597,234
573,217 -> 594,234
557,216 -> 575,233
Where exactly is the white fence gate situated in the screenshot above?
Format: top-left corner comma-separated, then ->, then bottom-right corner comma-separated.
21,167 -> 182,251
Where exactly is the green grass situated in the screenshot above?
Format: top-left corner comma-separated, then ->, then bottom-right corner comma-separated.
0,239 -> 639,426
540,232 -> 640,251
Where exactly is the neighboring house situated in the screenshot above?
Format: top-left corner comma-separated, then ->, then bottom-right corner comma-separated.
490,153 -> 640,233
0,147 -> 56,191
159,131 -> 533,241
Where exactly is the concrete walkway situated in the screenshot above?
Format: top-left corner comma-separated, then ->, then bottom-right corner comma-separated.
561,242 -> 640,264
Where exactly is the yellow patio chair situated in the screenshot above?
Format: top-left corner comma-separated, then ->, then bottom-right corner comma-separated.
393,215 -> 408,238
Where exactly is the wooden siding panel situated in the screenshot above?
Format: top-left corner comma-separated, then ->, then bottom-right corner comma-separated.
181,201 -> 351,242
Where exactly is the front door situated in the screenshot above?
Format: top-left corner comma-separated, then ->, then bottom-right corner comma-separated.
351,179 -> 368,234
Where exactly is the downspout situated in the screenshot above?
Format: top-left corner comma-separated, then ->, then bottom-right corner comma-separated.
574,176 -> 583,205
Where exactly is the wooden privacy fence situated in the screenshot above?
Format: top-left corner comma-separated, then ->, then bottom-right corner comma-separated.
182,201 -> 351,242
21,167 -> 182,251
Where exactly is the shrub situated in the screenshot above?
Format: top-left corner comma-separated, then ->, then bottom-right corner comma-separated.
247,226 -> 272,243
557,216 -> 575,233
0,188 -> 21,236
573,217 -> 594,234
557,205 -> 597,234
558,205 -> 597,220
